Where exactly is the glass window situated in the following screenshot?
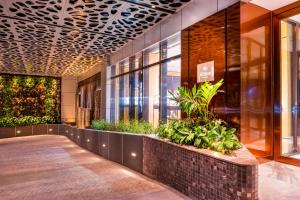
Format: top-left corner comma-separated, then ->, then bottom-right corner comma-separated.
119,74 -> 130,121
143,65 -> 160,127
161,58 -> 181,122
280,18 -> 300,158
143,43 -> 160,66
162,33 -> 181,59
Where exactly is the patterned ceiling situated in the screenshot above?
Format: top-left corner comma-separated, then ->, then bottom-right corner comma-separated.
0,0 -> 191,76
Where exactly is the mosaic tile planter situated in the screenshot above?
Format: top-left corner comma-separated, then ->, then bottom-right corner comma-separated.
143,136 -> 258,200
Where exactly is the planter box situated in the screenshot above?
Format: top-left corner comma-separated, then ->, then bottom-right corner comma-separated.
47,124 -> 59,135
16,126 -> 32,137
32,124 -> 47,135
58,124 -> 68,136
82,129 -> 98,153
0,127 -> 15,139
98,131 -> 109,159
143,136 -> 258,200
75,129 -> 84,147
123,134 -> 143,173
108,132 -> 123,164
69,126 -> 77,141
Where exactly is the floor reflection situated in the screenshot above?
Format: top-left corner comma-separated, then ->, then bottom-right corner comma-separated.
259,160 -> 300,199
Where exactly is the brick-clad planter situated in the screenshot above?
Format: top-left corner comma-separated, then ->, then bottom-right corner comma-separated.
143,136 -> 258,200
0,127 -> 15,139
82,129 -> 98,153
0,124 -> 258,200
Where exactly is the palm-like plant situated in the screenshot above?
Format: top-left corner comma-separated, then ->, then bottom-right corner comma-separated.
170,79 -> 224,122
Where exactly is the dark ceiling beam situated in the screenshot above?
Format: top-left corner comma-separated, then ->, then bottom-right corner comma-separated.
118,0 -> 175,14
0,15 -> 134,40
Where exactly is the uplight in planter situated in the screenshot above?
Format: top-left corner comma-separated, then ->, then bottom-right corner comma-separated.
131,152 -> 137,157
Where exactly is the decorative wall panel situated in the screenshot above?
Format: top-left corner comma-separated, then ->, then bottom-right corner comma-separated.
0,0 -> 191,76
181,3 -> 241,129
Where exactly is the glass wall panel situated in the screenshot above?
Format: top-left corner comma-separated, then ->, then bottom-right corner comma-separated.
118,62 -> 129,121
129,55 -> 143,120
144,43 -> 160,65
162,33 -> 181,59
161,58 -> 181,122
280,17 -> 300,158
108,32 -> 181,125
143,65 -> 160,127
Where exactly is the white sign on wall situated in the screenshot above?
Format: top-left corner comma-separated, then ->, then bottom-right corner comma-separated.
197,61 -> 214,83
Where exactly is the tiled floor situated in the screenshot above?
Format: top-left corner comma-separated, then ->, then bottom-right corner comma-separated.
0,135 -> 189,200
2,135 -> 300,200
259,160 -> 300,200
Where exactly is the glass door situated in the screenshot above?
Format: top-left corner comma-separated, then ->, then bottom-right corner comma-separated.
280,14 -> 300,160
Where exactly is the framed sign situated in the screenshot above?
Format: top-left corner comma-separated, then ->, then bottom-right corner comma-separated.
197,61 -> 214,82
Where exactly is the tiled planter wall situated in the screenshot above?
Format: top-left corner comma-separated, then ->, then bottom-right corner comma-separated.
143,137 -> 258,200
0,124 -> 60,139
0,124 -> 258,200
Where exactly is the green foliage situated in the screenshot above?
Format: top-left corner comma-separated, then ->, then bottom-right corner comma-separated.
0,115 -> 55,127
24,77 -> 35,88
91,119 -> 112,130
170,79 -> 223,122
91,120 -> 153,134
157,79 -> 242,154
156,120 -> 241,154
0,74 -> 61,126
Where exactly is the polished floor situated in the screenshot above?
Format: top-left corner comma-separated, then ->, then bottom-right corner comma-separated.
0,135 -> 189,200
1,136 -> 300,200
259,159 -> 300,200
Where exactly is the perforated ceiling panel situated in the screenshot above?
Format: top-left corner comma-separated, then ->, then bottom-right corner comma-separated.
0,0 -> 191,76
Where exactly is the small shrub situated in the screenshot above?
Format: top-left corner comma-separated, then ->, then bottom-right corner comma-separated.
156,119 -> 241,154
156,79 -> 242,154
91,119 -> 153,134
0,115 -> 55,127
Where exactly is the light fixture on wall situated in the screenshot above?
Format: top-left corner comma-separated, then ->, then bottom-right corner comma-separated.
87,139 -> 90,143
102,144 -> 106,148
49,128 -> 53,132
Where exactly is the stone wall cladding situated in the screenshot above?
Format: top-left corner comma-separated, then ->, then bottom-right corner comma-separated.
143,137 -> 258,200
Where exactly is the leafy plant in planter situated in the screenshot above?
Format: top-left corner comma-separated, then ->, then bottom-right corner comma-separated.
156,79 -> 242,154
91,119 -> 153,134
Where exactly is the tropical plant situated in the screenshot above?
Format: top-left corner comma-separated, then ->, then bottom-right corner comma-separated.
156,119 -> 241,154
156,79 -> 242,154
170,79 -> 223,122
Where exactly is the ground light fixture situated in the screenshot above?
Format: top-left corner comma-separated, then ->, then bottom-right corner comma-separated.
131,152 -> 137,157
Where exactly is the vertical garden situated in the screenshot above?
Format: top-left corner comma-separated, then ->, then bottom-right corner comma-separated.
0,74 -> 61,127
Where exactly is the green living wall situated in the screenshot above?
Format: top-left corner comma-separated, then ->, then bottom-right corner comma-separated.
0,74 -> 61,127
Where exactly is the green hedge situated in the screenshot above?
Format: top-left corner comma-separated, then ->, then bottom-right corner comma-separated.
0,116 -> 55,127
91,120 -> 153,134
